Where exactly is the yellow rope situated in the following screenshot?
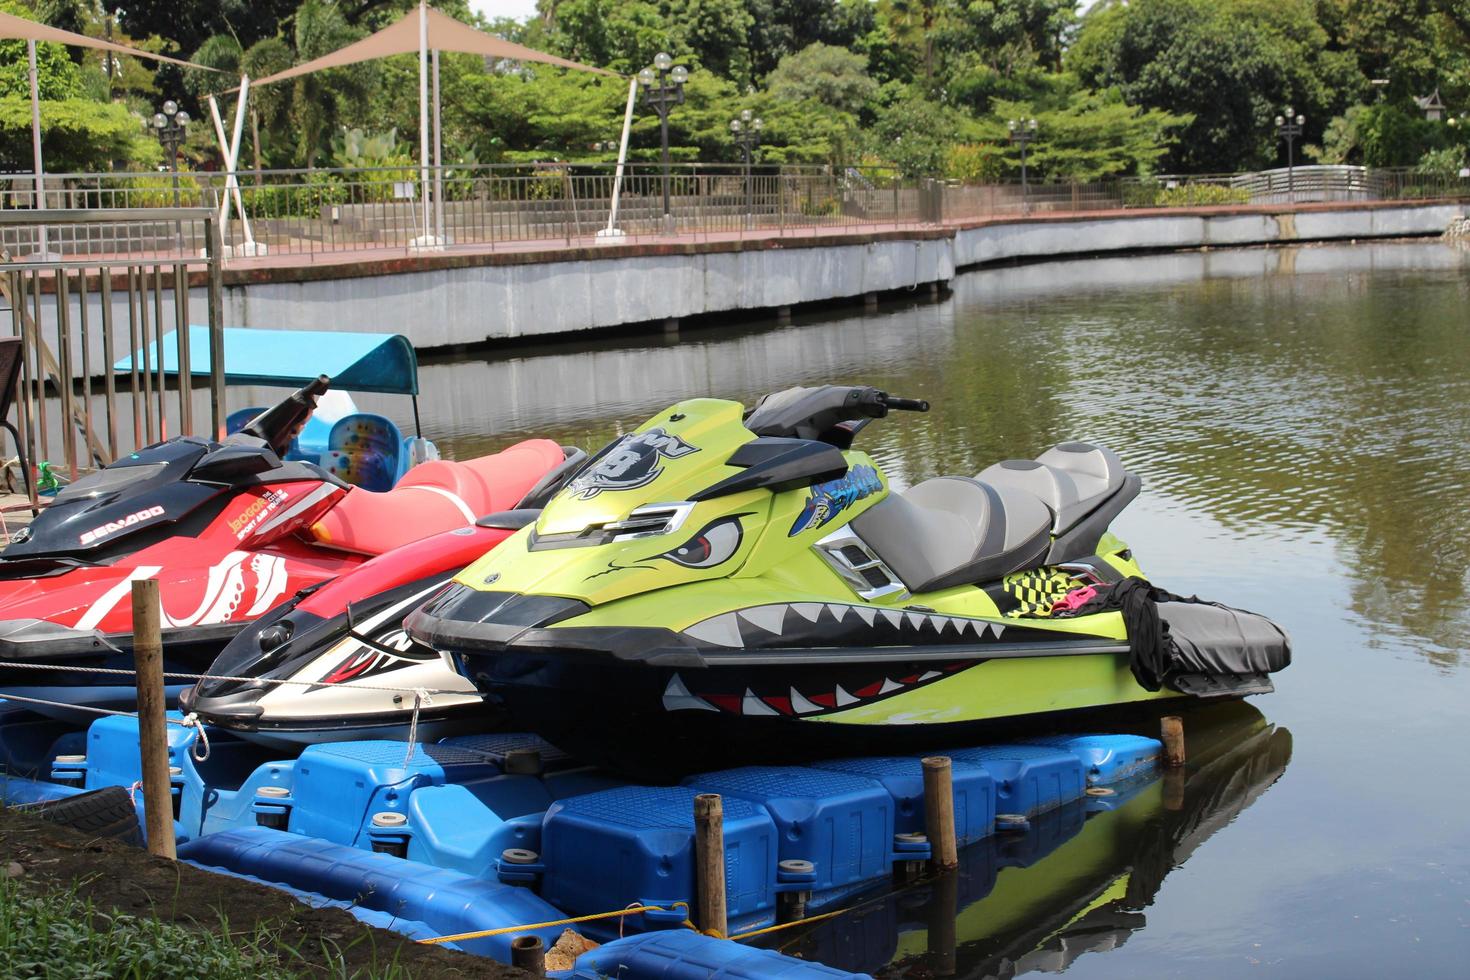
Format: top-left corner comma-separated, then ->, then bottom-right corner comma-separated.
726,905 -> 852,941
417,903 -> 694,945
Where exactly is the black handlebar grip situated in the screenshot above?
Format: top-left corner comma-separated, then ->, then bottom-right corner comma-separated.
885,396 -> 930,412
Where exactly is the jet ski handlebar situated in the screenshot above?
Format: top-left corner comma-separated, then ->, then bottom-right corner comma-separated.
868,393 -> 930,414
746,384 -> 930,444
239,375 -> 331,458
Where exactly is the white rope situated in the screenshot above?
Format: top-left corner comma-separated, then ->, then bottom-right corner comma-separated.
401,688 -> 432,768
179,712 -> 211,762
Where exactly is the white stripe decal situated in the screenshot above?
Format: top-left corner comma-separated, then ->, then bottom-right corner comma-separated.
398,485 -> 476,524
255,483 -> 342,536
75,566 -> 161,631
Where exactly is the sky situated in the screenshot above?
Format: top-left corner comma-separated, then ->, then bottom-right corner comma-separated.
470,0 -> 539,23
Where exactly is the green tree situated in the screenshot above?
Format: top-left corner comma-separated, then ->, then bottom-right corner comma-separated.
0,0 -> 157,171
988,88 -> 1190,180
1068,0 -> 1352,171
767,42 -> 877,116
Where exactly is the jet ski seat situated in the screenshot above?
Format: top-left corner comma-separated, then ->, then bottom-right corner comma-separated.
852,477 -> 1053,593
307,439 -> 566,555
977,442 -> 1140,564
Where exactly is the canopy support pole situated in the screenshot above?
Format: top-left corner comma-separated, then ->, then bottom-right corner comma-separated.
432,48 -> 445,245
207,80 -> 261,257
598,76 -> 637,242
27,39 -> 49,257
415,1 -> 433,248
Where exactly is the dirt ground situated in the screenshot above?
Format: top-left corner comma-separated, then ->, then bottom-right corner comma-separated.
0,806 -> 531,978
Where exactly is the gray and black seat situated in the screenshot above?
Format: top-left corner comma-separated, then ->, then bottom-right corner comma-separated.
977,441 -> 1140,564
848,441 -> 1139,594
852,477 -> 1053,593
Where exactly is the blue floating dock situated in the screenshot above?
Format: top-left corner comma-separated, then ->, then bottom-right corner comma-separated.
685,766 -> 895,905
180,826 -> 567,961
1024,733 -> 1161,785
809,755 -> 997,844
289,741 -> 502,845
6,705 -> 1168,978
541,785 -> 778,935
943,744 -> 1085,818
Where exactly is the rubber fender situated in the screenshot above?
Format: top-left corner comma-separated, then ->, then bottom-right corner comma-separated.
15,785 -> 144,847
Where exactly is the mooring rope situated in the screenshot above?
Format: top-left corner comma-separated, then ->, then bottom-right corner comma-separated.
417,903 -> 696,946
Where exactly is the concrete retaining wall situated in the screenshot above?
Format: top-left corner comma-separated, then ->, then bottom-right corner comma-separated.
950,203 -> 1463,268
221,238 -> 954,346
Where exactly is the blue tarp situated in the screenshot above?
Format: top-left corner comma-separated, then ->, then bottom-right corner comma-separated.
114,326 -> 418,395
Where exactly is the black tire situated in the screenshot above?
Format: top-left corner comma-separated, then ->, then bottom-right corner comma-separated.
19,786 -> 144,847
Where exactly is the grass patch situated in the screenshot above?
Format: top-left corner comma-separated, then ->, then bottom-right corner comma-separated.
0,874 -> 414,979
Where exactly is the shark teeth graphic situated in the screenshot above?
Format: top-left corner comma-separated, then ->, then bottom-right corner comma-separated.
742,689 -> 780,716
738,605 -> 787,635
682,602 -> 1017,652
919,670 -> 941,681
879,677 -> 903,694
684,613 -> 744,648
662,674 -> 718,712
790,687 -> 824,714
834,684 -> 859,706
790,602 -> 823,623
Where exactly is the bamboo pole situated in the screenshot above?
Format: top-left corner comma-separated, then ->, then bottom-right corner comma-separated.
922,756 -> 958,871
131,579 -> 175,860
1161,715 -> 1186,767
693,793 -> 727,937
510,935 -> 545,975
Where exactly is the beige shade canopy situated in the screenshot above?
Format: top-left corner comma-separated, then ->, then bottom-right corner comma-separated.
250,6 -> 618,87
0,10 -> 217,70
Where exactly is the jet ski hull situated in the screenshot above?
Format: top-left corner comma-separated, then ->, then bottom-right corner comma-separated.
433,617 -> 1183,774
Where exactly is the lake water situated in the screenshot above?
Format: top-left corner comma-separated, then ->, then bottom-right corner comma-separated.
387,240 -> 1470,977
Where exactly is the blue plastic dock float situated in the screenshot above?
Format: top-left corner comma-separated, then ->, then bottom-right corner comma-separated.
563,929 -> 872,979
1024,733 -> 1161,785
685,766 -> 896,906
289,741 -> 502,845
541,785 -> 778,936
944,745 -> 1085,818
179,826 -> 567,961
809,755 -> 997,844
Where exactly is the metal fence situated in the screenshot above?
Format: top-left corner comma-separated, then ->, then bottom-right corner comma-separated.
0,209 -> 225,502
1,163 -> 1466,262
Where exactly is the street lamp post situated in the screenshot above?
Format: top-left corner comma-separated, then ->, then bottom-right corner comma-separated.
1007,118 -> 1038,215
1275,107 -> 1304,203
152,100 -> 190,247
730,109 -> 762,227
638,52 -> 689,233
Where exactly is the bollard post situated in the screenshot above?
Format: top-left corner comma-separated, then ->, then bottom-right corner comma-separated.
1161,715 -> 1186,768
510,935 -> 545,975
693,793 -> 728,937
131,579 -> 175,860
922,756 -> 958,871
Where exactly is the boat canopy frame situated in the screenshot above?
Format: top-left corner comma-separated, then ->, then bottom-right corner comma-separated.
115,326 -> 423,434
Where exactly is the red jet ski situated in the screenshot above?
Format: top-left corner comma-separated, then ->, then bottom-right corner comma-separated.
0,378 -> 576,721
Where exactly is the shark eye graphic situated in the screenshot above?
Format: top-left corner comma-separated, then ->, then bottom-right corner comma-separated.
663,517 -> 743,569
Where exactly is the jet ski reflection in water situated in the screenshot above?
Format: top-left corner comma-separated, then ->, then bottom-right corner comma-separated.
408,384 -> 1292,773
781,702 -> 1293,978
